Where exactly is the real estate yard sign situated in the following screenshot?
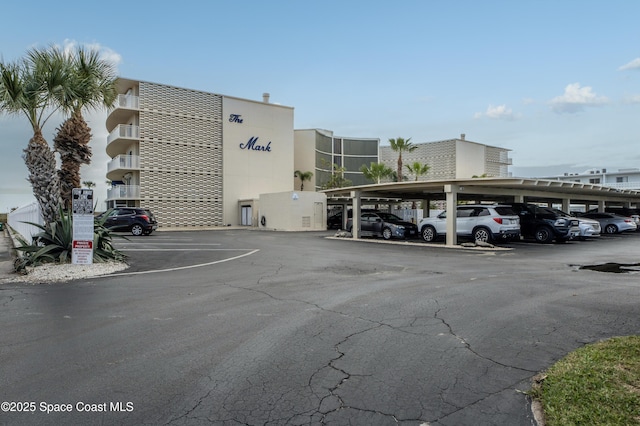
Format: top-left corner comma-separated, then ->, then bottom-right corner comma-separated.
72,188 -> 94,265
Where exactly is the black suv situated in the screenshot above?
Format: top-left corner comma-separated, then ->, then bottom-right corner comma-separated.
509,203 -> 580,243
99,208 -> 158,236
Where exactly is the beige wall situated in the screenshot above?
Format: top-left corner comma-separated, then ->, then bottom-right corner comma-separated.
223,97 -> 295,225
258,191 -> 327,231
455,140 -> 486,178
293,129 -> 318,191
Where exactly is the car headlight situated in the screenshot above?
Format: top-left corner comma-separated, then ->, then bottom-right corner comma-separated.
554,218 -> 568,226
396,225 -> 405,230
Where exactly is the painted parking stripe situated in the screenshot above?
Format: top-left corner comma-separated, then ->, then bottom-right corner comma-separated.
106,249 -> 259,277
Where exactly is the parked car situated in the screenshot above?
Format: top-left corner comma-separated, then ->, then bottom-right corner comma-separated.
602,207 -> 640,229
578,212 -> 638,234
551,208 -> 601,239
347,211 -> 418,240
508,203 -> 580,243
327,209 -> 377,230
418,204 -> 520,243
98,207 -> 158,236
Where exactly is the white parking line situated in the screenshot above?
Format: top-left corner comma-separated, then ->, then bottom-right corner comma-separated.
107,249 -> 260,277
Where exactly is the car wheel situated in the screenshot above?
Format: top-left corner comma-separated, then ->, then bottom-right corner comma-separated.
131,224 -> 144,236
421,225 -> 436,242
382,227 -> 392,240
472,227 -> 492,243
605,224 -> 618,234
534,226 -> 554,243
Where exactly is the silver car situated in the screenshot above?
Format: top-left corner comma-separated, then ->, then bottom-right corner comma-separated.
579,212 -> 638,234
418,204 -> 520,243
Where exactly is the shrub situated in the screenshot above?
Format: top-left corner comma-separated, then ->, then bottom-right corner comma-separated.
14,208 -> 126,272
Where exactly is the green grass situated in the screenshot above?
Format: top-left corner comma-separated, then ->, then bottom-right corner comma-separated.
530,336 -> 640,425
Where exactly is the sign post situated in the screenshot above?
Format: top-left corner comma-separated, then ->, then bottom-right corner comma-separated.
72,188 -> 94,265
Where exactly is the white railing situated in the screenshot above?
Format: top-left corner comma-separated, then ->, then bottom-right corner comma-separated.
115,94 -> 139,109
107,155 -> 140,173
7,202 -> 44,243
107,124 -> 139,145
601,181 -> 640,190
107,185 -> 140,200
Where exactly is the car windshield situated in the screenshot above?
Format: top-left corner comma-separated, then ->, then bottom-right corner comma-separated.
376,213 -> 403,222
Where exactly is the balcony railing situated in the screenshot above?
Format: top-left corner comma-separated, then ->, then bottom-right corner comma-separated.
107,124 -> 139,145
107,185 -> 140,201
107,155 -> 140,173
115,94 -> 139,109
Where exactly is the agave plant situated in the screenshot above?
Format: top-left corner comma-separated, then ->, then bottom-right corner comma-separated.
14,207 -> 126,272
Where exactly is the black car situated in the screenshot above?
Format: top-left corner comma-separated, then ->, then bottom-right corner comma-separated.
98,208 -> 158,236
508,203 -> 580,243
327,208 -> 377,229
346,211 -> 419,240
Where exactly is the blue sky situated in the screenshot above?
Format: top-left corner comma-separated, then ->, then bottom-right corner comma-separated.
2,0 -> 640,212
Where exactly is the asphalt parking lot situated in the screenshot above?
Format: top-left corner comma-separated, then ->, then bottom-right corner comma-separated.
1,229 -> 639,425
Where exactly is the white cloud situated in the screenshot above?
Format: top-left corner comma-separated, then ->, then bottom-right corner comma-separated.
549,83 -> 608,114
622,94 -> 640,104
474,104 -> 516,120
619,58 -> 640,71
55,39 -> 122,72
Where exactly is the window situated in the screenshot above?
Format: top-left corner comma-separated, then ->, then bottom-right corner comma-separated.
616,176 -> 628,183
589,178 -> 601,184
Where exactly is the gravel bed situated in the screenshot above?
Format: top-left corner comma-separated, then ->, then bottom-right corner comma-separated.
1,261 -> 129,284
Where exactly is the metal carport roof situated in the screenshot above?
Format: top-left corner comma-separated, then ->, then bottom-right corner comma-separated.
321,177 -> 640,245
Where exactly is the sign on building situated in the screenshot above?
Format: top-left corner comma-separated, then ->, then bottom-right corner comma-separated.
72,188 -> 94,265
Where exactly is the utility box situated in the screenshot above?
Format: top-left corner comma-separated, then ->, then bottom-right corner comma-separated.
258,191 -> 327,231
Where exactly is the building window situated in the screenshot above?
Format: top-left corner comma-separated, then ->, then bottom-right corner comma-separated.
589,178 -> 601,184
616,176 -> 628,183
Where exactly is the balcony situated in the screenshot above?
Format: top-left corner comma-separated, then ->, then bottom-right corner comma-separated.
106,94 -> 139,131
107,185 -> 140,201
107,155 -> 140,180
106,125 -> 139,158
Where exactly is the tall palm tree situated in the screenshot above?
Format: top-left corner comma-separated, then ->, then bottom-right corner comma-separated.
405,161 -> 430,181
52,46 -> 117,209
294,170 -> 314,191
360,162 -> 393,184
0,49 -> 69,225
389,137 -> 417,182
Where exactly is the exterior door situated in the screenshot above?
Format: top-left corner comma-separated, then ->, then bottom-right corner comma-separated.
241,206 -> 252,226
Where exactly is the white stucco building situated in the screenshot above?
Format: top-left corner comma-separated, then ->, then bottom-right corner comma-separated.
380,134 -> 512,180
106,79 -> 301,228
543,168 -> 640,190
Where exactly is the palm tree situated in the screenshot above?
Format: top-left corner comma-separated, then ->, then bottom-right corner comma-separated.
405,161 -> 430,181
52,46 -> 117,209
360,162 -> 393,184
0,48 -> 69,225
389,137 -> 417,182
82,180 -> 96,188
294,170 -> 314,191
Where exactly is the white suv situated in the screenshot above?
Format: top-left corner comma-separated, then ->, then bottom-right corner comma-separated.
419,204 -> 520,243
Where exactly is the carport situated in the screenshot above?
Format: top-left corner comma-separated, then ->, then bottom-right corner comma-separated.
322,177 -> 640,246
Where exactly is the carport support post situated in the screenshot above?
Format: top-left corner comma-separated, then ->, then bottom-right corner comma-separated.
444,184 -> 458,246
561,199 -> 571,213
350,190 -> 361,239
598,200 -> 605,212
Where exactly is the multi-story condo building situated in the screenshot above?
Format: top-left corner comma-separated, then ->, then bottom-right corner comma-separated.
380,134 -> 512,180
105,80 -> 381,229
543,168 -> 640,190
106,79 -> 294,228
294,129 -> 379,189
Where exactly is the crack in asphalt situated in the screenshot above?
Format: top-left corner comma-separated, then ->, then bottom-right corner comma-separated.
176,265 -> 536,424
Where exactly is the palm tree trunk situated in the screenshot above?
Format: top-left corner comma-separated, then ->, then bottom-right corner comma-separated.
23,130 -> 60,225
54,110 -> 92,209
397,154 -> 403,182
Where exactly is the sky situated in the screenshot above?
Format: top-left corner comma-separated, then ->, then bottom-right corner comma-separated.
1,0 -> 640,212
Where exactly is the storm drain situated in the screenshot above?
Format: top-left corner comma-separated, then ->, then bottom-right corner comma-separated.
579,262 -> 640,273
